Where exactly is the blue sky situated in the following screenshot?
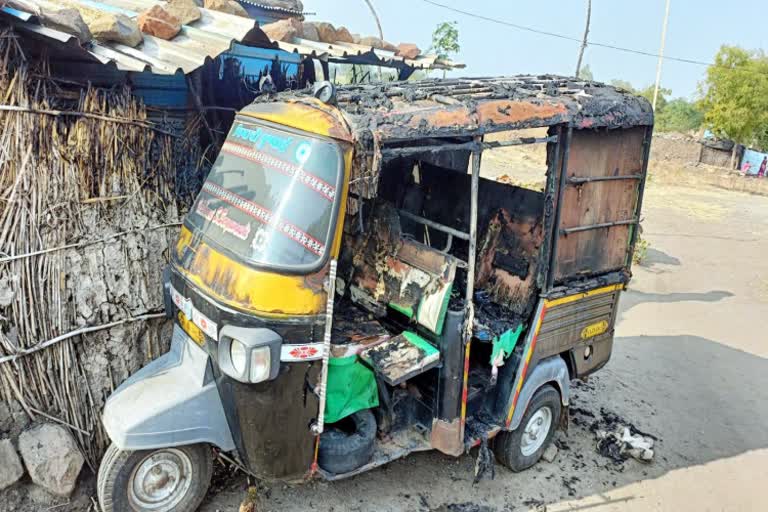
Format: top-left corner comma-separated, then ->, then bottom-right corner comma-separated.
307,0 -> 767,100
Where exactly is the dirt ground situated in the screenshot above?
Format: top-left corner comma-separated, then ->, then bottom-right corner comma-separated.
197,169 -> 768,511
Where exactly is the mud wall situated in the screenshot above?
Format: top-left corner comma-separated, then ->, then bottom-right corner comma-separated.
700,145 -> 737,169
650,133 -> 702,164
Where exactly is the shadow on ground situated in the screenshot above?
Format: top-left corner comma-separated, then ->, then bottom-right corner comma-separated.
617,289 -> 734,324
638,247 -> 681,273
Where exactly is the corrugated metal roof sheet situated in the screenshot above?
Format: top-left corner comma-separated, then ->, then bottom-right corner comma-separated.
0,0 -> 463,75
0,0 -> 260,75
274,37 -> 463,71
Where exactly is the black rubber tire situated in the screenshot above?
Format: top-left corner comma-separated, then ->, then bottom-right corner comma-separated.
97,443 -> 213,512
494,385 -> 561,472
318,409 -> 377,474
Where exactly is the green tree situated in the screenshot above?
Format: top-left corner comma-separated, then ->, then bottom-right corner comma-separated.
609,79 -> 635,92
608,80 -> 702,133
638,85 -> 671,112
656,98 -> 704,133
699,45 -> 768,150
431,21 -> 460,59
430,22 -> 460,78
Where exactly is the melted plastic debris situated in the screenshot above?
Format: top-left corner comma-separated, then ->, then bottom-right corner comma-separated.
596,427 -> 655,463
572,407 -> 658,464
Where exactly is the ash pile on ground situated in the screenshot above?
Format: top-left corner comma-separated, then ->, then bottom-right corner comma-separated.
568,387 -> 659,466
544,377 -> 661,499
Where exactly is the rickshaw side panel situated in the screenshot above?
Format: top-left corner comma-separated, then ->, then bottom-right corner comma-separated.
536,285 -> 622,379
554,127 -> 647,282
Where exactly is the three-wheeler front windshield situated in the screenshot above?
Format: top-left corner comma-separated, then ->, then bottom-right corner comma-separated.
185,119 -> 344,271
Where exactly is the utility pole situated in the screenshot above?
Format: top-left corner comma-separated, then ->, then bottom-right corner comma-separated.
363,0 -> 384,40
575,0 -> 592,78
652,0 -> 671,110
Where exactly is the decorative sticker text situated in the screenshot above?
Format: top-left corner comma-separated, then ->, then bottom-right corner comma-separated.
221,141 -> 336,202
202,182 -> 325,256
196,199 -> 252,241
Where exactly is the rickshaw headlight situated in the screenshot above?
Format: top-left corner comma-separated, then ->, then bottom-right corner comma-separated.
230,339 -> 248,375
250,347 -> 271,383
218,326 -> 282,384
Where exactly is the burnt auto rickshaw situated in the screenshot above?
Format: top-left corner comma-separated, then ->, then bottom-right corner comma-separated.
98,76 -> 653,512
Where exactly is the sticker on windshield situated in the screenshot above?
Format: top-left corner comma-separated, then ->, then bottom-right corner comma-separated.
202,182 -> 326,256
232,124 -> 293,153
222,141 -> 336,202
195,199 -> 252,241
250,227 -> 268,256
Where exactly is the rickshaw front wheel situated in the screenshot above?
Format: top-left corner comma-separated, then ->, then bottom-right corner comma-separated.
97,443 -> 213,512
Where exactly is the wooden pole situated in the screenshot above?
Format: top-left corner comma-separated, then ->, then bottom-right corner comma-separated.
575,0 -> 592,78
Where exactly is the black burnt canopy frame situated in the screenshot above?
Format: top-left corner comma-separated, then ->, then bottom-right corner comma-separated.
547,126 -> 573,292
379,135 -> 559,159
539,125 -> 564,293
397,209 -> 469,261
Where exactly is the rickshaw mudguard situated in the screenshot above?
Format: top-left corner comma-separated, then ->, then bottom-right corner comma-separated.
103,326 -> 236,452
508,355 -> 570,431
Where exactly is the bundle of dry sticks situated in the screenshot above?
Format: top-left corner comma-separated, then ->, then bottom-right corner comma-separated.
0,29 -> 200,466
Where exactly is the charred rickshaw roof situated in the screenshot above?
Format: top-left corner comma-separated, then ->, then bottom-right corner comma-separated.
244,75 -> 654,144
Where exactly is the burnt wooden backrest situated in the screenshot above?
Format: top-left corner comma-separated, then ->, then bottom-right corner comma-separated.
553,127 -> 647,282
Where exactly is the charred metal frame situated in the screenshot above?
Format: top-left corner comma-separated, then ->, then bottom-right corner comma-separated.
538,126 -> 564,294
397,210 -> 467,262
560,218 -> 639,235
568,174 -> 642,184
625,126 -> 654,266
466,140 -> 482,306
379,136 -> 558,159
379,128 -> 576,294
397,210 -> 470,241
546,127 -> 574,291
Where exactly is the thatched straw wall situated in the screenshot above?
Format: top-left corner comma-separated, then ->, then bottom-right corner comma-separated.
0,30 -> 203,467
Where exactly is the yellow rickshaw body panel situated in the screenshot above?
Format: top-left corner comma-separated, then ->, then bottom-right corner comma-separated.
239,99 -> 354,143
173,226 -> 327,317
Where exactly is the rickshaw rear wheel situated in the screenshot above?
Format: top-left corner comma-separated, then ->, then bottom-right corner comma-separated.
494,385 -> 561,472
97,443 -> 213,512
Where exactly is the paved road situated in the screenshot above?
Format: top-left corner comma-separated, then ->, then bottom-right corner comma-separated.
203,184 -> 768,512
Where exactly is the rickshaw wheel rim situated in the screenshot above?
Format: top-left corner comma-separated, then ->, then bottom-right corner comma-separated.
128,448 -> 194,511
520,406 -> 553,457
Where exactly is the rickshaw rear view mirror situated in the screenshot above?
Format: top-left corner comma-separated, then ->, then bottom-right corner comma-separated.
218,325 -> 282,383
